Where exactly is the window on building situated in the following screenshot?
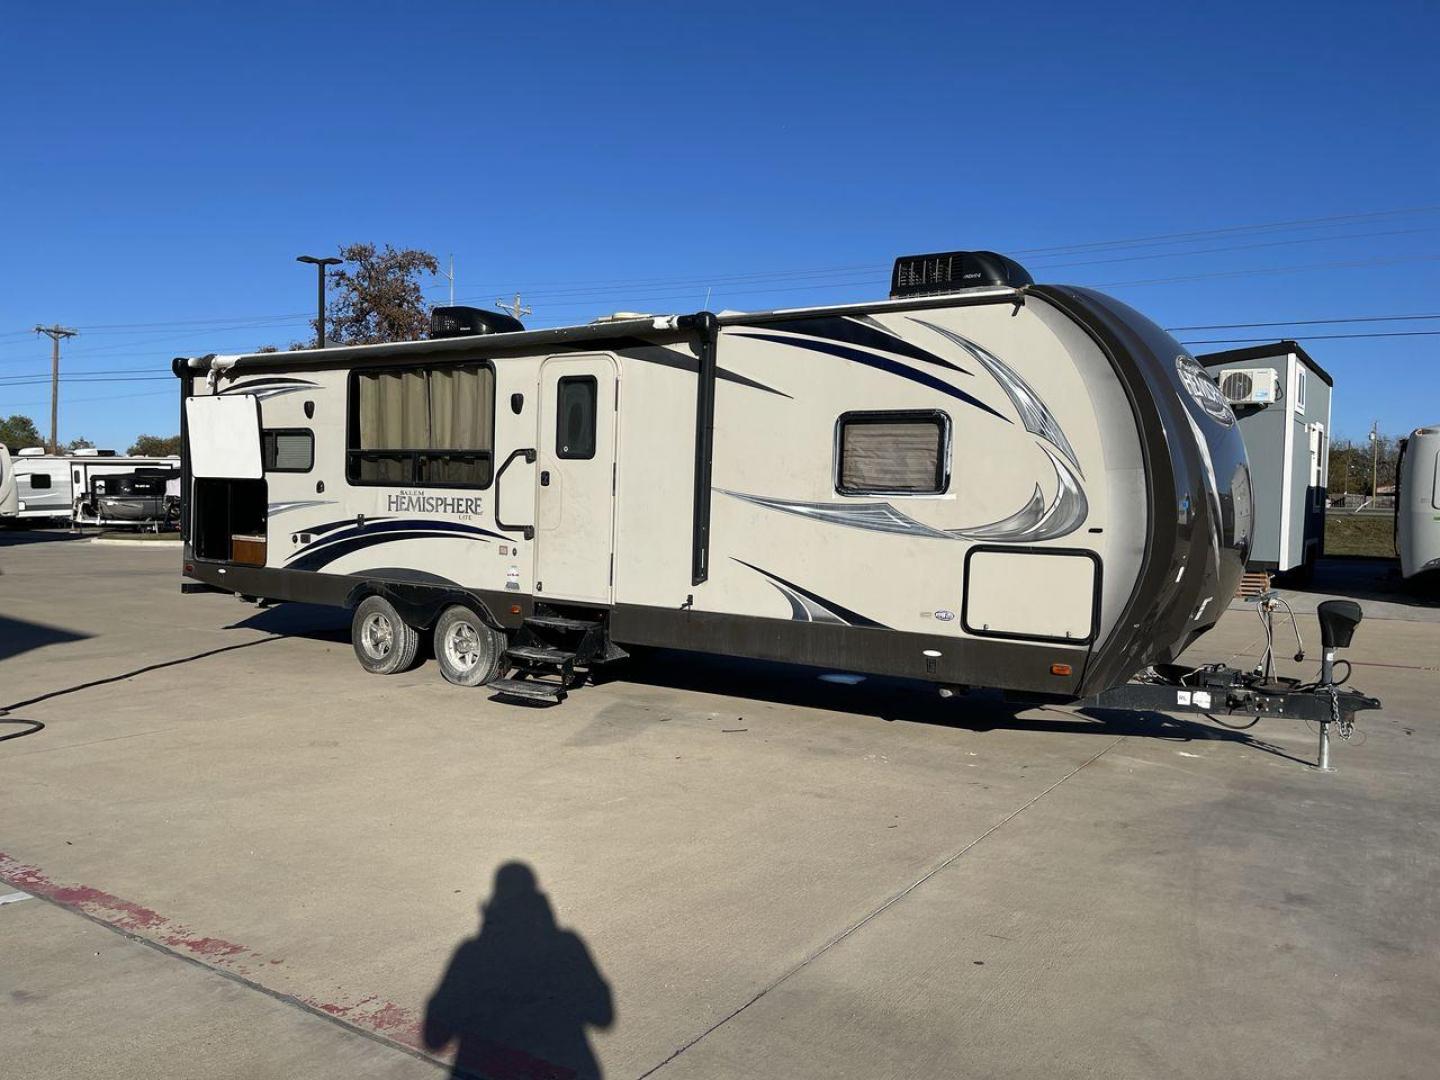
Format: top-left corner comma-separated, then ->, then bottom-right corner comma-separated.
262,429 -> 314,473
1295,367 -> 1308,412
555,375 -> 597,460
1309,424 -> 1327,509
835,410 -> 950,495
348,363 -> 495,487
30,472 -> 52,489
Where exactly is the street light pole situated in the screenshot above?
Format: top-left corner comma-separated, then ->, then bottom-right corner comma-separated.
296,255 -> 343,348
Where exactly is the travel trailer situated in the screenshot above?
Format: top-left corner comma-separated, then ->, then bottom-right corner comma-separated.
1196,341 -> 1333,577
1396,425 -> 1440,580
172,248 -> 1382,759
74,471 -> 179,528
0,446 -> 16,520
0,448 -> 180,524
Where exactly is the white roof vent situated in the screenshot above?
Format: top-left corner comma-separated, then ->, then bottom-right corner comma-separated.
18,446 -> 46,456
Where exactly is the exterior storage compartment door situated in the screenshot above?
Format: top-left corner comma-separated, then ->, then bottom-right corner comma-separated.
184,394 -> 262,479
962,548 -> 1100,644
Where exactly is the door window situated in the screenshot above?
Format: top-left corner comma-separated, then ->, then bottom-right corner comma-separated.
555,375 -> 597,460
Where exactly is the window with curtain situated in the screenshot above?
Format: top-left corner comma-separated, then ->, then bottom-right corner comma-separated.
835,410 -> 949,495
262,429 -> 314,473
348,363 -> 495,486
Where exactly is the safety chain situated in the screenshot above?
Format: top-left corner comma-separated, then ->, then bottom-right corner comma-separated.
1330,685 -> 1355,740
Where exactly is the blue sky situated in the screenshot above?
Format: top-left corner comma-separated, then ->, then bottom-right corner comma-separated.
1,1 -> 1436,448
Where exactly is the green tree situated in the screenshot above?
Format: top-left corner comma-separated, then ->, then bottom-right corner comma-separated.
66,436 -> 96,451
0,414 -> 43,452
128,434 -> 182,456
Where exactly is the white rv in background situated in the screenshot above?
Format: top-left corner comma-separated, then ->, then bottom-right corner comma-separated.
0,446 -> 17,520
1396,426 -> 1440,580
0,448 -> 180,524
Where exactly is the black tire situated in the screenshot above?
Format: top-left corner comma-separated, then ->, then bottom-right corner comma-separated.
351,596 -> 420,675
433,605 -> 507,687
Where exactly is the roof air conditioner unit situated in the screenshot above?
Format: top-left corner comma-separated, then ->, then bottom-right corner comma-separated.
1218,367 -> 1278,406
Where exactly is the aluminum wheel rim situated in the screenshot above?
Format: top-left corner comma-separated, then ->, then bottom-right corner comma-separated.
361,612 -> 394,659
444,621 -> 483,671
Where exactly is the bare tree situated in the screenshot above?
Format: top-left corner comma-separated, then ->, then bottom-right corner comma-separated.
321,243 -> 439,346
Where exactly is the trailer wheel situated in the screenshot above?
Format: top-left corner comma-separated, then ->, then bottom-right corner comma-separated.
433,606 -> 507,687
352,596 -> 419,675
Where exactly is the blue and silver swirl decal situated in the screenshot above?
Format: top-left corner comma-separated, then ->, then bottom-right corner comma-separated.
720,489 -> 954,540
285,518 -> 504,572
948,449 -> 1088,543
729,331 -> 1009,423
908,319 -> 1082,477
720,449 -> 1088,544
267,499 -> 335,517
732,558 -> 886,628
218,377 -> 320,401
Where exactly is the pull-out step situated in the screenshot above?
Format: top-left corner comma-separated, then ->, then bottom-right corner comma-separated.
524,614 -> 602,633
492,610 -> 611,705
489,676 -> 567,703
505,644 -> 574,666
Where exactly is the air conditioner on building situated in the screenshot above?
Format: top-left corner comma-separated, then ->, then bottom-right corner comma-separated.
1218,368 -> 1279,405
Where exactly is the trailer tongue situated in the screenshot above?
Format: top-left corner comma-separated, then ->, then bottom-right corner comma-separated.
1086,598 -> 1381,770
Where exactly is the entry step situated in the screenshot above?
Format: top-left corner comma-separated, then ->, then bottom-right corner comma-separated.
504,645 -> 575,666
489,677 -> 567,703
524,614 -> 602,632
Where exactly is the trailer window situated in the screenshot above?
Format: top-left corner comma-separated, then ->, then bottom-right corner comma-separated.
348,363 -> 495,487
262,429 -> 314,473
556,375 -> 597,460
30,473 -> 52,489
835,410 -> 949,495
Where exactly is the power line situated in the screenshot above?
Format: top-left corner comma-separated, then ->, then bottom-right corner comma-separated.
1009,204 -> 1440,257
1029,225 -> 1438,271
1166,313 -> 1440,331
1097,253 -> 1440,289
1181,330 -> 1440,345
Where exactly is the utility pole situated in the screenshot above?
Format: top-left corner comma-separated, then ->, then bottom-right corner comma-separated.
495,292 -> 532,321
445,254 -> 456,306
34,324 -> 78,454
1368,420 -> 1379,500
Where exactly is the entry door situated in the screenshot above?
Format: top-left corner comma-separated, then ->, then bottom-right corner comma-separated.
534,355 -> 618,604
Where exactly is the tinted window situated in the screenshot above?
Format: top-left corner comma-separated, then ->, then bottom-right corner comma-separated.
349,363 -> 495,487
30,472 -> 52,489
556,376 -> 597,460
263,429 -> 314,473
836,411 -> 949,495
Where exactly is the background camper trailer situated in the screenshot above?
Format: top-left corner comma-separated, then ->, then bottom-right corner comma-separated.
0,448 -> 180,525
1396,425 -> 1440,581
1197,341 -> 1333,577
174,249 -> 1380,753
0,446 -> 16,520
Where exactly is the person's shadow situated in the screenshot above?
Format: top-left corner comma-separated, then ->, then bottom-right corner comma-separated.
424,862 -> 614,1080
